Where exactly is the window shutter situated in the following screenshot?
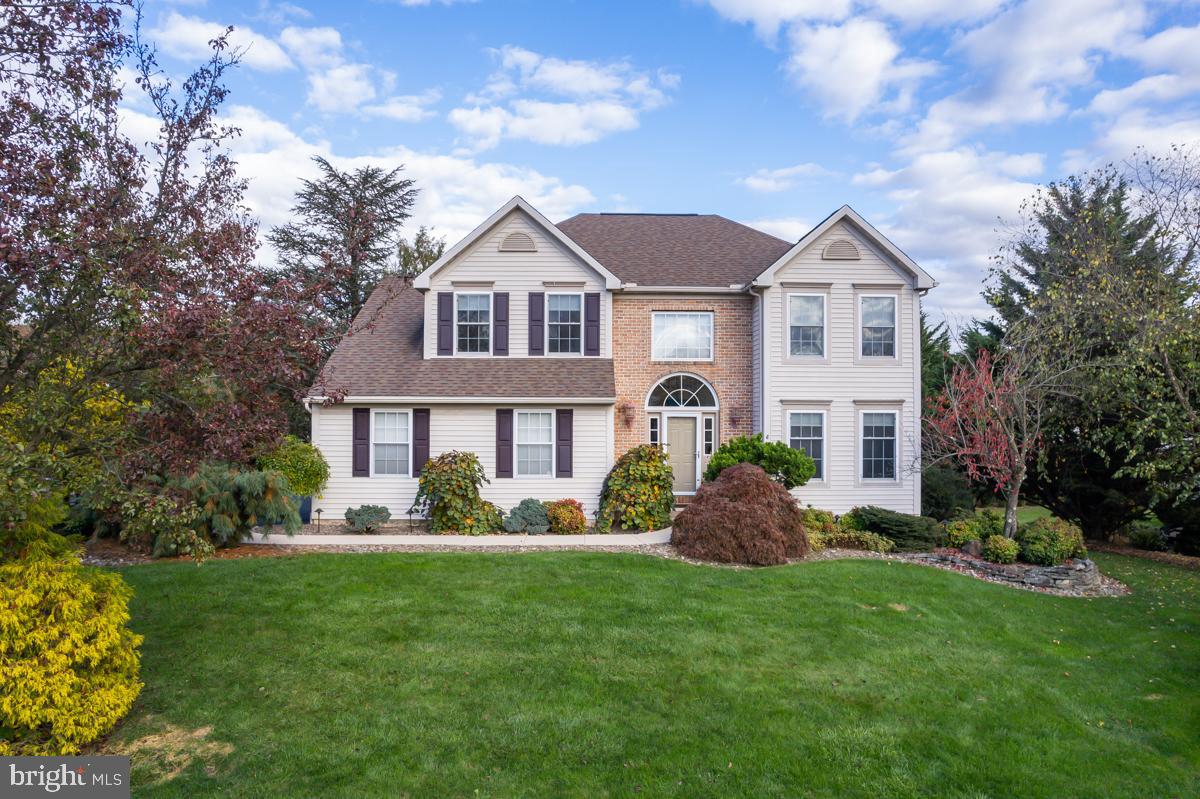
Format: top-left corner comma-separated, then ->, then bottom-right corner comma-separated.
584,292 -> 600,356
555,409 -> 573,478
436,292 -> 453,356
493,293 -> 509,356
528,292 -> 544,356
413,408 -> 430,476
496,409 -> 513,478
352,408 -> 370,477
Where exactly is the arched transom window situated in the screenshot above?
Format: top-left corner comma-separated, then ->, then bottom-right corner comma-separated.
647,374 -> 717,408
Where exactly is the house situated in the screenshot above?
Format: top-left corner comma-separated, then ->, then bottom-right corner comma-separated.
307,196 -> 937,521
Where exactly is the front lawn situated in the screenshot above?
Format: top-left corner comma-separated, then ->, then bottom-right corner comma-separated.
113,553 -> 1199,798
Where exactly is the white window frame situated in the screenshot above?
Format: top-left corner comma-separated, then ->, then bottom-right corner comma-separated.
453,291 -> 493,356
648,414 -> 660,447
703,415 -> 715,456
369,409 -> 412,477
857,293 -> 899,361
785,292 -> 828,361
651,311 -> 714,362
515,409 -> 555,479
858,408 -> 900,483
788,409 -> 827,483
545,291 -> 584,357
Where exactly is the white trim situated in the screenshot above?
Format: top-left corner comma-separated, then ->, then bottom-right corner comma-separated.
644,372 -> 720,410
619,285 -> 748,294
856,292 -> 899,362
413,196 -> 621,290
452,290 -> 493,357
702,415 -> 715,456
514,408 -> 555,479
858,408 -> 900,484
650,311 -> 715,362
369,409 -> 412,478
784,291 -> 829,363
544,291 -> 584,357
664,411 -> 702,494
786,408 -> 828,484
751,205 -> 937,290
648,414 -> 660,447
308,396 -> 617,405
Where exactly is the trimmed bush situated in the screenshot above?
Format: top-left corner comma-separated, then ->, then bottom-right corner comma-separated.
546,499 -> 588,535
843,505 -> 943,552
258,435 -> 330,497
921,465 -> 974,521
1124,520 -> 1166,551
504,498 -> 551,534
983,534 -> 1019,564
1017,517 -> 1087,566
973,508 -> 1006,540
809,528 -> 895,553
345,505 -> 391,533
671,463 -> 809,566
0,552 -> 142,755
703,434 -> 815,489
596,445 -> 673,533
944,509 -> 1005,549
168,464 -> 300,553
800,507 -> 838,535
409,451 -> 502,534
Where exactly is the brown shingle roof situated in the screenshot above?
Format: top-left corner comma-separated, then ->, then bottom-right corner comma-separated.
311,277 -> 615,400
556,213 -> 793,287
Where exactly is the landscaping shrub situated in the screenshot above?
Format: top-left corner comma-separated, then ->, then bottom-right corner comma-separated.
1017,517 -> 1087,566
0,552 -> 142,755
258,435 -> 330,497
983,534 -> 1019,564
409,451 -> 502,534
922,464 -> 974,521
843,506 -> 943,552
809,528 -> 895,553
800,507 -> 838,535
973,508 -> 1006,539
0,450 -> 76,561
671,463 -> 809,565
546,499 -> 588,535
1123,520 -> 1166,551
504,498 -> 551,534
170,463 -> 300,551
119,492 -> 210,560
345,505 -> 391,533
703,433 -> 815,489
596,445 -> 673,533
944,509 -> 1005,549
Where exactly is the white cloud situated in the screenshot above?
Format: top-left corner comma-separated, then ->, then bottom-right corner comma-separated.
786,19 -> 936,122
738,162 -> 831,192
450,46 -> 678,150
867,0 -> 1005,26
362,90 -> 441,122
1128,24 -> 1200,75
744,216 -> 811,240
149,11 -> 295,71
702,1 -> 852,38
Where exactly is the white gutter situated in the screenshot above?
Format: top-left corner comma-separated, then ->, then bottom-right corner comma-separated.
306,395 -> 617,405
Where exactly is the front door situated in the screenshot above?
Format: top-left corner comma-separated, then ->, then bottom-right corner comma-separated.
666,416 -> 698,493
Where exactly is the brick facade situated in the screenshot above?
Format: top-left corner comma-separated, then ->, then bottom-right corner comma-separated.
611,293 -> 755,456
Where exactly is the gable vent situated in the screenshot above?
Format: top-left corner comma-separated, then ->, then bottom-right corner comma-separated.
822,239 -> 860,260
499,231 -> 536,252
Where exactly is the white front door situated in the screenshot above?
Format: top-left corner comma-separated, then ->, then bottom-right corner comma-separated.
666,415 -> 698,494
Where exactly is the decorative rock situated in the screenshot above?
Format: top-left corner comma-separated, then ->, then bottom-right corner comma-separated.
920,551 -> 1102,591
961,539 -> 983,557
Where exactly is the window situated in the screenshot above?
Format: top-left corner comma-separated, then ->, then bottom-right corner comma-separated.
860,296 -> 896,358
647,374 -> 717,408
516,411 -> 553,477
456,293 -> 490,353
789,411 -> 825,480
648,415 -> 660,447
788,294 -> 825,357
547,294 -> 582,354
373,411 -> 409,476
652,312 -> 713,360
861,411 -> 897,480
703,417 -> 714,455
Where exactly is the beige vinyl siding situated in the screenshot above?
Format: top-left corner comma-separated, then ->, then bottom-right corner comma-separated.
311,403 -> 614,520
423,210 -> 612,358
762,221 -> 921,514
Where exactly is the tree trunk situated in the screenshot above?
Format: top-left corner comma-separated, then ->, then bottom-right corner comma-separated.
1003,481 -> 1022,538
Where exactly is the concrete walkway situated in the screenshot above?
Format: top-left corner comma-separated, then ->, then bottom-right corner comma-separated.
248,528 -> 672,548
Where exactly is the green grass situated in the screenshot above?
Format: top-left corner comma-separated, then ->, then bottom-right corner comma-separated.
113,552 -> 1200,798
1016,505 -> 1054,524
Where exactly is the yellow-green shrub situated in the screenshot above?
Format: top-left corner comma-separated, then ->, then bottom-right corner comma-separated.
596,445 -> 674,532
983,535 -> 1019,564
0,552 -> 143,755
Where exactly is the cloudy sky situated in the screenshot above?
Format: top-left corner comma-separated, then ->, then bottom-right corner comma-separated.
132,0 -> 1200,321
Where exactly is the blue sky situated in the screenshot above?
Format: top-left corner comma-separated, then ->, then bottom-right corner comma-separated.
132,0 -> 1200,322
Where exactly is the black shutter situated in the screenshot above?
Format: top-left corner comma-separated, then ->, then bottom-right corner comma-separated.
413,408 -> 430,476
584,292 -> 600,357
437,292 -> 453,356
352,408 -> 370,477
528,292 -> 544,356
555,409 -> 573,478
496,409 -> 513,478
493,293 -> 509,356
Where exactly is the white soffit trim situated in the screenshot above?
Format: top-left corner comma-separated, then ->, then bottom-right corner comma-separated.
307,395 -> 617,405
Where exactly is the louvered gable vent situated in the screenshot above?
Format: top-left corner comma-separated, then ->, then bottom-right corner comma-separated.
499,231 -> 536,252
821,239 -> 860,260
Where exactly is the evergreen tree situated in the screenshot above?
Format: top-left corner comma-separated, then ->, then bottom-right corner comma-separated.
397,226 -> 446,277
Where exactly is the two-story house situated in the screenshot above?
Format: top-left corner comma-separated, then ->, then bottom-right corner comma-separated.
307,195 -> 936,520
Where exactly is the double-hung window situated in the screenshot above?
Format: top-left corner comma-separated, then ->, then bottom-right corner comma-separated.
516,411 -> 553,477
456,293 -> 491,354
788,294 -> 825,357
373,411 -> 410,476
652,312 -> 713,361
547,294 -> 582,354
861,411 -> 897,480
860,296 -> 896,358
788,411 -> 825,480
